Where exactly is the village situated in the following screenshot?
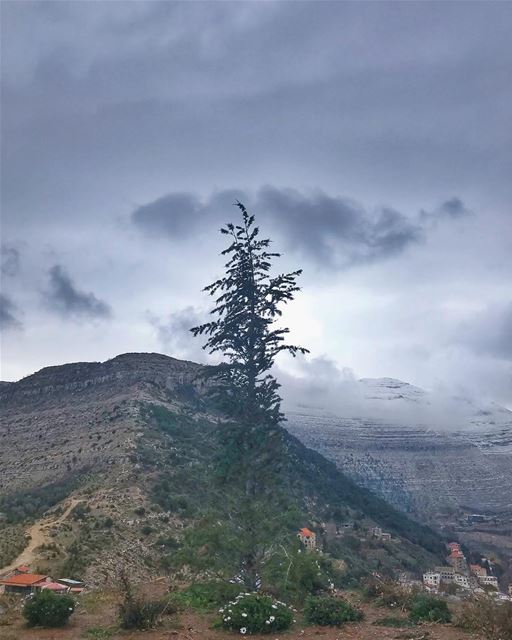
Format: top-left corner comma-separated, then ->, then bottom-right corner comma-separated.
298,525 -> 512,602
0,565 -> 85,597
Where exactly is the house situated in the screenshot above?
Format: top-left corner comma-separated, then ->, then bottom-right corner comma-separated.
447,542 -> 461,552
298,527 -> 316,550
423,571 -> 440,588
41,582 -> 70,594
435,566 -> 456,582
454,574 -> 470,589
57,578 -> 85,594
479,575 -> 498,589
371,527 -> 392,540
469,564 -> 487,577
447,550 -> 467,573
0,574 -> 51,595
13,565 -> 30,575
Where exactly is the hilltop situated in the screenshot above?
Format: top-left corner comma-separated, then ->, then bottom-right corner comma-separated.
0,353 -> 444,586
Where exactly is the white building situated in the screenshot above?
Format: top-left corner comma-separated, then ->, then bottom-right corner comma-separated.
479,575 -> 499,589
454,574 -> 470,589
423,571 -> 440,588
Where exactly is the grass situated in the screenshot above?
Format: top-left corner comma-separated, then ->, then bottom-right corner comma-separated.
373,616 -> 416,628
83,628 -> 115,639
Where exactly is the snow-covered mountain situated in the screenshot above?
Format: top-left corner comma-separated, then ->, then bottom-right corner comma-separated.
285,377 -> 512,520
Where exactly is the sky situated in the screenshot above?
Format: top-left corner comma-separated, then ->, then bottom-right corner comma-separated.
1,1 -> 511,408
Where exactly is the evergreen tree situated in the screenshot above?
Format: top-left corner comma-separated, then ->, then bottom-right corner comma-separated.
191,201 -> 309,428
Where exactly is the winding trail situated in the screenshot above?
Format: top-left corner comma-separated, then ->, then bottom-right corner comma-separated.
0,498 -> 83,576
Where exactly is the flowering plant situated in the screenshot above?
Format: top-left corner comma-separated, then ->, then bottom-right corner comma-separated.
218,593 -> 294,634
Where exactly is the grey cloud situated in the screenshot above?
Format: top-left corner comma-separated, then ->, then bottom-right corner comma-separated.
148,306 -> 207,363
420,197 -> 472,225
0,293 -> 22,330
45,265 -> 111,320
1,244 -> 21,277
131,187 -> 474,269
459,303 -> 512,361
132,193 -> 202,238
257,186 -> 424,268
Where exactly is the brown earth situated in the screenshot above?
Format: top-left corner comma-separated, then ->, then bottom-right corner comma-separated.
0,585 -> 484,640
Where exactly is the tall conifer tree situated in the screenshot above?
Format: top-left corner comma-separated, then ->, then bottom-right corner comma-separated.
191,201 -> 308,429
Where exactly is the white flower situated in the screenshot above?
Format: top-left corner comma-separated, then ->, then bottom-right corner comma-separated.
240,627 -> 247,634
265,620 -> 270,625
241,612 -> 248,617
272,604 -> 278,609
269,615 -> 275,622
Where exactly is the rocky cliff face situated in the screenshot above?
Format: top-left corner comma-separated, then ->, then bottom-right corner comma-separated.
285,377 -> 512,576
0,353 -> 205,495
286,377 -> 512,518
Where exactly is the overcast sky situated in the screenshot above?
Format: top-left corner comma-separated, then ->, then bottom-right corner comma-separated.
1,1 -> 511,408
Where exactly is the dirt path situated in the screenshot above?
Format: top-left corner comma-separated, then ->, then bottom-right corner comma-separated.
0,499 -> 83,575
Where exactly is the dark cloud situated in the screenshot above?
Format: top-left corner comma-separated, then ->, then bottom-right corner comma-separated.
45,265 -> 111,320
1,244 -> 21,277
131,187 -> 475,269
132,193 -> 202,238
257,186 -> 424,268
0,293 -> 22,330
459,303 -> 512,361
420,197 -> 472,225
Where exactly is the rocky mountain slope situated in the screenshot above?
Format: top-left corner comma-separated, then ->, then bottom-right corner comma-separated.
285,377 -> 512,577
0,353 -> 443,585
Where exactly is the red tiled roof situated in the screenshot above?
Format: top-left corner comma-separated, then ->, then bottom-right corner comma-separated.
299,527 -> 315,538
0,574 -> 48,586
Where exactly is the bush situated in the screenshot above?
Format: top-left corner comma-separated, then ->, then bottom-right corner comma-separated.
171,581 -> 242,612
455,596 -> 512,640
218,593 -> 293,634
362,576 -> 419,610
303,595 -> 363,626
119,598 -> 166,630
117,571 -> 171,630
23,590 -> 75,627
409,595 -> 451,623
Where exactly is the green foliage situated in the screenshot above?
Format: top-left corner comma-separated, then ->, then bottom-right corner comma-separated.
0,475 -> 83,523
373,616 -> 416,628
0,523 -> 28,567
170,581 -> 242,612
83,628 -> 114,639
455,596 -> 512,640
23,590 -> 75,628
191,201 -> 308,427
217,593 -> 294,634
263,545 -> 334,603
118,598 -> 166,631
303,595 -> 363,626
408,595 -> 451,623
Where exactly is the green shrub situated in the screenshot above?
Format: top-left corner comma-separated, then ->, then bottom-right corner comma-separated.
119,598 -> 166,630
303,595 -> 363,626
218,593 -> 293,634
409,595 -> 451,623
171,581 -> 242,612
23,590 -> 75,627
